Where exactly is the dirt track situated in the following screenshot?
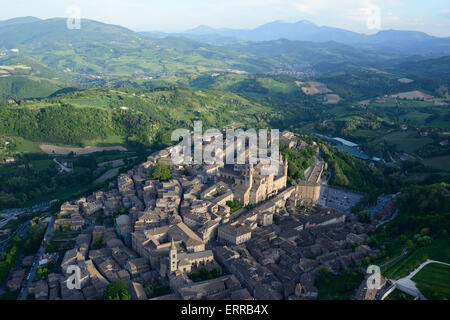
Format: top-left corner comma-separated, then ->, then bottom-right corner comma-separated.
40,144 -> 127,155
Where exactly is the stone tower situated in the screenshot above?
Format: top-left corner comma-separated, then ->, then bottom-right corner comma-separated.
244,164 -> 254,189
284,157 -> 288,177
169,238 -> 178,273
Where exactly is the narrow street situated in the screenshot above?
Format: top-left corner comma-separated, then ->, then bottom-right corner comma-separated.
17,216 -> 55,300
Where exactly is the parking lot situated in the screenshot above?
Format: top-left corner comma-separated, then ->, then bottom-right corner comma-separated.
318,185 -> 364,213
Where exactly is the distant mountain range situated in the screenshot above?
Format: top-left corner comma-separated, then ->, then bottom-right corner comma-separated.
2,16 -> 449,56
141,20 -> 450,56
0,17 -> 403,79
0,16 -> 448,82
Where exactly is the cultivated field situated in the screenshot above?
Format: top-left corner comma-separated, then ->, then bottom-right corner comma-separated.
397,78 -> 414,84
0,64 -> 31,71
373,130 -> 433,154
391,90 -> 434,100
300,81 -> 332,95
323,94 -> 342,105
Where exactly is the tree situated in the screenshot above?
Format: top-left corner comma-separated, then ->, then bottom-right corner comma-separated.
150,162 -> 172,181
36,266 -> 48,280
357,210 -> 371,223
406,240 -> 414,249
226,200 -> 242,212
92,233 -> 104,250
102,280 -> 131,300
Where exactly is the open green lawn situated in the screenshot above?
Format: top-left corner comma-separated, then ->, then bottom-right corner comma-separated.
423,155 -> 450,172
398,100 -> 435,108
427,119 -> 450,131
399,111 -> 432,124
382,239 -> 450,280
374,130 -> 433,154
11,137 -> 42,154
30,159 -> 54,170
412,263 -> 450,300
350,129 -> 382,140
63,97 -> 109,108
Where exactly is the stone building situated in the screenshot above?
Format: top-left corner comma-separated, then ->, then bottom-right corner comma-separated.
159,239 -> 214,276
218,224 -> 252,245
218,153 -> 288,206
132,222 -> 206,268
295,181 -> 321,203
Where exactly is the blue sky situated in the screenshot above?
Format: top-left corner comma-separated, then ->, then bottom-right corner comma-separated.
1,0 -> 449,36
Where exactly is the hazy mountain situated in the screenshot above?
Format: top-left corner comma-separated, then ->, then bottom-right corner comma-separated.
140,31 -> 239,45
143,20 -> 450,56
229,20 -> 364,43
0,18 -> 144,49
185,25 -> 220,35
0,17 -> 404,80
361,30 -> 450,55
0,16 -> 41,27
394,55 -> 450,78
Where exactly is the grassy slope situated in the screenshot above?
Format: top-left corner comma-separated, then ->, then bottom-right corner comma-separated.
412,263 -> 450,300
382,239 -> 450,280
0,86 -> 273,149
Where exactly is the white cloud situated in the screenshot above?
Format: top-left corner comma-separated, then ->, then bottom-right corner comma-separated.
441,9 -> 450,19
386,12 -> 400,22
293,4 -> 312,14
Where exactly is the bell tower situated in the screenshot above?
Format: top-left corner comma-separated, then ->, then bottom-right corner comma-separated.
244,164 -> 254,188
169,238 -> 178,273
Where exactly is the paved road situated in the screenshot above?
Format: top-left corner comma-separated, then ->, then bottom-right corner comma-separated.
0,203 -> 50,217
0,221 -> 30,254
376,209 -> 398,228
367,194 -> 394,221
17,216 -> 54,300
53,158 -> 72,173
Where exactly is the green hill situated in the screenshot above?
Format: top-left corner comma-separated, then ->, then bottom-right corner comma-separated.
0,18 -> 143,48
370,183 -> 450,280
0,86 -> 273,147
0,76 -> 61,99
0,16 -> 41,28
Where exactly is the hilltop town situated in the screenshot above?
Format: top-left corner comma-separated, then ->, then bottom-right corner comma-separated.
1,8 -> 449,306
9,129 -> 384,301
